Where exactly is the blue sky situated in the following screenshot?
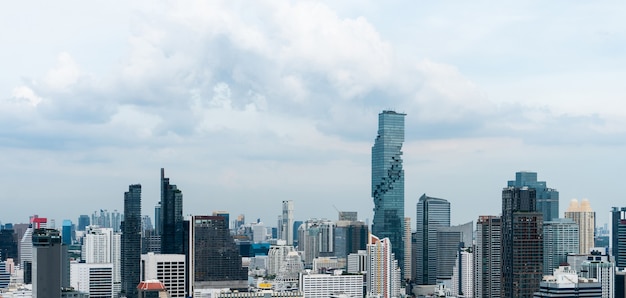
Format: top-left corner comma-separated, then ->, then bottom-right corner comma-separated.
1,1 -> 625,228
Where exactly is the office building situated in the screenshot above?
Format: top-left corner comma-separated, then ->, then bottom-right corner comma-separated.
450,248 -> 473,298
188,215 -> 247,293
502,185 -> 543,297
62,220 -> 73,245
160,168 -> 184,255
297,219 -> 335,266
404,217 -> 411,281
611,207 -> 626,269
533,265 -> 602,297
543,218 -> 579,275
333,219 -> 368,261
267,242 -> 297,276
77,215 -> 90,231
371,110 -> 406,275
70,262 -> 114,297
436,221 -> 472,282
367,235 -> 401,298
122,184 -> 142,298
508,171 -> 559,222
32,228 -> 69,298
415,194 -> 450,285
347,250 -> 367,274
565,199 -> 596,254
579,255 -> 615,298
338,211 -> 357,222
0,227 -> 17,262
141,253 -> 186,298
474,215 -> 501,298
299,271 -> 363,298
83,226 -> 121,297
279,200 -> 294,246
616,269 -> 626,298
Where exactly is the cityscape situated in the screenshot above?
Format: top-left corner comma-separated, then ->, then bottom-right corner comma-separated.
0,110 -> 624,298
2,1 -> 626,298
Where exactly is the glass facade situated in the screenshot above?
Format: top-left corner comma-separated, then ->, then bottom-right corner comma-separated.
160,168 -> 184,254
507,171 -> 559,222
371,110 -> 406,275
543,218 -> 579,275
415,194 -> 450,285
121,184 -> 142,298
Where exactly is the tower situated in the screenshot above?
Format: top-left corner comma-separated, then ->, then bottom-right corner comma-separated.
372,110 -> 406,276
542,218 -> 579,275
280,200 -> 294,245
507,171 -> 559,222
160,168 -> 184,254
367,235 -> 401,298
501,185 -> 543,297
474,215 -> 501,298
32,228 -> 69,298
611,207 -> 626,269
122,184 -> 142,298
415,194 -> 450,285
565,199 -> 596,254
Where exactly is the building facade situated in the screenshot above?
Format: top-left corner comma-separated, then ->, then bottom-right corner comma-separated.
543,218 -> 580,275
367,235 -> 401,298
141,253 -> 186,298
371,110 -> 406,275
32,228 -> 68,298
299,271 -> 363,298
611,207 -> 626,269
474,215 -> 501,298
70,263 -> 114,297
502,185 -> 543,298
160,168 -> 184,255
280,200 -> 294,246
415,194 -> 450,285
565,199 -> 596,254
436,221 -> 473,283
507,171 -> 559,222
122,184 -> 142,298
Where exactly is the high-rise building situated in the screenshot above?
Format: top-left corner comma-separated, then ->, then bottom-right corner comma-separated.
83,226 -> 121,297
543,218 -> 579,275
565,199 -> 596,254
450,248 -> 473,298
160,168 -> 184,255
121,184 -> 142,298
404,217 -> 411,281
371,110 -> 406,275
436,221 -> 473,282
367,235 -> 401,298
32,228 -> 69,298
62,220 -> 73,245
579,255 -> 615,298
501,185 -> 543,297
154,203 -> 161,235
297,219 -> 335,266
77,215 -> 90,231
188,215 -> 247,293
280,200 -> 294,245
333,220 -> 368,261
141,252 -> 186,298
611,207 -> 626,269
415,194 -> 450,285
267,242 -> 297,276
474,215 -> 501,298
507,171 -> 559,222
0,227 -> 17,262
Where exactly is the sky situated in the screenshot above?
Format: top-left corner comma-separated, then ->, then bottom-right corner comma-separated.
1,1 -> 625,229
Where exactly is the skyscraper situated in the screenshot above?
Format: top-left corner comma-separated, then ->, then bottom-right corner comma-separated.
542,218 -> 579,275
415,194 -> 450,285
121,184 -> 142,298
280,200 -> 294,246
507,171 -> 559,222
371,110 -> 406,276
501,185 -> 543,297
565,199 -> 596,254
77,215 -> 90,231
611,207 -> 626,269
32,228 -> 69,298
367,235 -> 401,298
160,168 -> 184,254
474,215 -> 501,298
436,221 -> 473,282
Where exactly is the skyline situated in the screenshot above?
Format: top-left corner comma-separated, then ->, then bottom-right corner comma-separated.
1,1 -> 626,227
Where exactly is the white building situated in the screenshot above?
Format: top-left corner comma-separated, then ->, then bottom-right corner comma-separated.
367,235 -> 401,298
280,200 -> 295,246
297,219 -> 335,266
141,253 -> 186,298
450,249 -> 473,297
81,226 -> 121,297
70,262 -> 114,297
580,258 -> 615,298
347,250 -> 367,274
252,222 -> 267,243
267,243 -> 297,276
299,271 -> 363,298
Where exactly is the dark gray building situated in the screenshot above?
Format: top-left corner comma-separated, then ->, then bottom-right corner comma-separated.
436,221 -> 472,282
32,228 -> 69,298
507,171 -> 559,222
160,168 -> 184,254
475,215 -> 502,298
121,184 -> 142,298
611,207 -> 626,269
502,185 -> 543,298
333,220 -> 368,260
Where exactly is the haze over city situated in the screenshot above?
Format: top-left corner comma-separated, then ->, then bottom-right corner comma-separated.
1,1 -> 625,227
